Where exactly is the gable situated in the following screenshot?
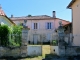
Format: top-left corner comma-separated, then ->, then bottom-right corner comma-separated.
67,0 -> 76,9
0,16 -> 14,26
71,0 -> 80,9
67,0 -> 80,9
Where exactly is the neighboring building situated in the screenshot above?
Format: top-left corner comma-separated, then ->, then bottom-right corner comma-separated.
0,6 -> 15,26
10,11 -> 70,44
63,23 -> 72,34
63,23 -> 72,45
67,0 -> 80,46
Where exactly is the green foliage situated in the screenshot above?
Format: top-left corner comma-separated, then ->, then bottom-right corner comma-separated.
0,25 -> 23,47
52,40 -> 58,46
10,25 -> 23,47
0,25 -> 10,46
28,14 -> 32,17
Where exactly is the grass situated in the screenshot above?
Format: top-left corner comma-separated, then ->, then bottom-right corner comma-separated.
23,45 -> 51,60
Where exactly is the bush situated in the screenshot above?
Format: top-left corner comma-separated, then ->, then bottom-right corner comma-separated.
0,25 -> 23,47
52,40 -> 58,46
10,25 -> 23,47
0,25 -> 10,46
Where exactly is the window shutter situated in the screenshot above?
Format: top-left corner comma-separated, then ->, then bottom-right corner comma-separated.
38,23 -> 40,29
45,22 -> 47,29
51,22 -> 54,29
32,23 -> 34,29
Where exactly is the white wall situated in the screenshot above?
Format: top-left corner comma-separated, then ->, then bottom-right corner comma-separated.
27,45 -> 42,56
50,46 -> 59,55
0,16 -> 12,26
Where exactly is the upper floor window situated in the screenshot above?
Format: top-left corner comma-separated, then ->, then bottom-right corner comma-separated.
34,23 -> 38,29
46,22 -> 53,29
32,23 -> 40,29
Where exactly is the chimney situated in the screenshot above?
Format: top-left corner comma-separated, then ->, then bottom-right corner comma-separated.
52,11 -> 56,18
11,15 -> 13,18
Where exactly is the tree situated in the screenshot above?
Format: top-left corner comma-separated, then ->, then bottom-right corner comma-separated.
0,25 -> 10,46
27,14 -> 32,17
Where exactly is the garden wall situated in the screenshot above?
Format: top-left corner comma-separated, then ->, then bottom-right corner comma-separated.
50,46 -> 59,55
0,47 -> 21,57
65,46 -> 80,56
27,45 -> 42,56
0,45 -> 42,58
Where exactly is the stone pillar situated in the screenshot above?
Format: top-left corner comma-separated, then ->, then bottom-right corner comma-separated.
57,21 -> 65,56
21,26 -> 30,57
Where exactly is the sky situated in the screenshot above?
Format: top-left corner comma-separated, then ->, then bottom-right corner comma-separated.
0,0 -> 71,22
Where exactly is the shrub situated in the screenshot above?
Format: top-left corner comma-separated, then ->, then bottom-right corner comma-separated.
0,25 -> 23,47
10,25 -> 23,47
0,25 -> 10,46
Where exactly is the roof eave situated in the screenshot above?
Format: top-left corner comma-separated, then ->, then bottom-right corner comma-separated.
67,0 -> 76,9
5,16 -> 15,25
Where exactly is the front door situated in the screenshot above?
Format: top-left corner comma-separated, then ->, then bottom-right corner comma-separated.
33,34 -> 38,44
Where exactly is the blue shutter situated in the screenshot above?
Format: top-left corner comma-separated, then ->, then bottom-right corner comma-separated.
45,22 -> 47,29
32,23 -> 34,29
50,22 -> 51,29
38,23 -> 40,29
51,22 -> 54,29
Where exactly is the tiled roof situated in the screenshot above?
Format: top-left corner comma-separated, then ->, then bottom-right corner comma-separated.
63,23 -> 72,26
10,15 -> 52,20
0,5 -> 15,25
0,6 -> 6,16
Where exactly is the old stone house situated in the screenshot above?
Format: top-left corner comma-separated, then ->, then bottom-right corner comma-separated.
10,11 -> 70,44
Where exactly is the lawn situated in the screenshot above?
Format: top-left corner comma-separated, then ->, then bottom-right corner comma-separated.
22,45 -> 50,60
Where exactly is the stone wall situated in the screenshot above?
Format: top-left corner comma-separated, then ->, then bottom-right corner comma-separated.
0,47 -> 21,57
27,45 -> 42,56
65,46 -> 80,56
0,45 -> 42,58
50,46 -> 59,55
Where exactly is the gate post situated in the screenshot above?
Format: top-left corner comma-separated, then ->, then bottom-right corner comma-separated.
21,22 -> 30,57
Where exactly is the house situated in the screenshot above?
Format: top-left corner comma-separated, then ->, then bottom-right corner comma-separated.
0,6 -> 15,26
10,11 -> 70,44
67,0 -> 80,46
63,23 -> 72,34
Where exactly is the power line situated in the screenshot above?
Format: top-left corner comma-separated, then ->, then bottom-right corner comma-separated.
2,8 -> 13,15
57,9 -> 67,14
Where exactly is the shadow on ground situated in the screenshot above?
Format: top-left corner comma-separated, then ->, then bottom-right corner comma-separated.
42,54 -> 80,60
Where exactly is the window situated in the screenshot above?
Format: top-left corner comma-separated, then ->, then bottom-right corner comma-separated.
32,23 -> 39,29
46,22 -> 53,29
34,23 -> 38,29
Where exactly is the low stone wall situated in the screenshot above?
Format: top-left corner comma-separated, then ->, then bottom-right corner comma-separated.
0,45 -> 42,58
0,47 -> 21,57
27,45 -> 42,56
50,46 -> 59,55
65,46 -> 80,56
